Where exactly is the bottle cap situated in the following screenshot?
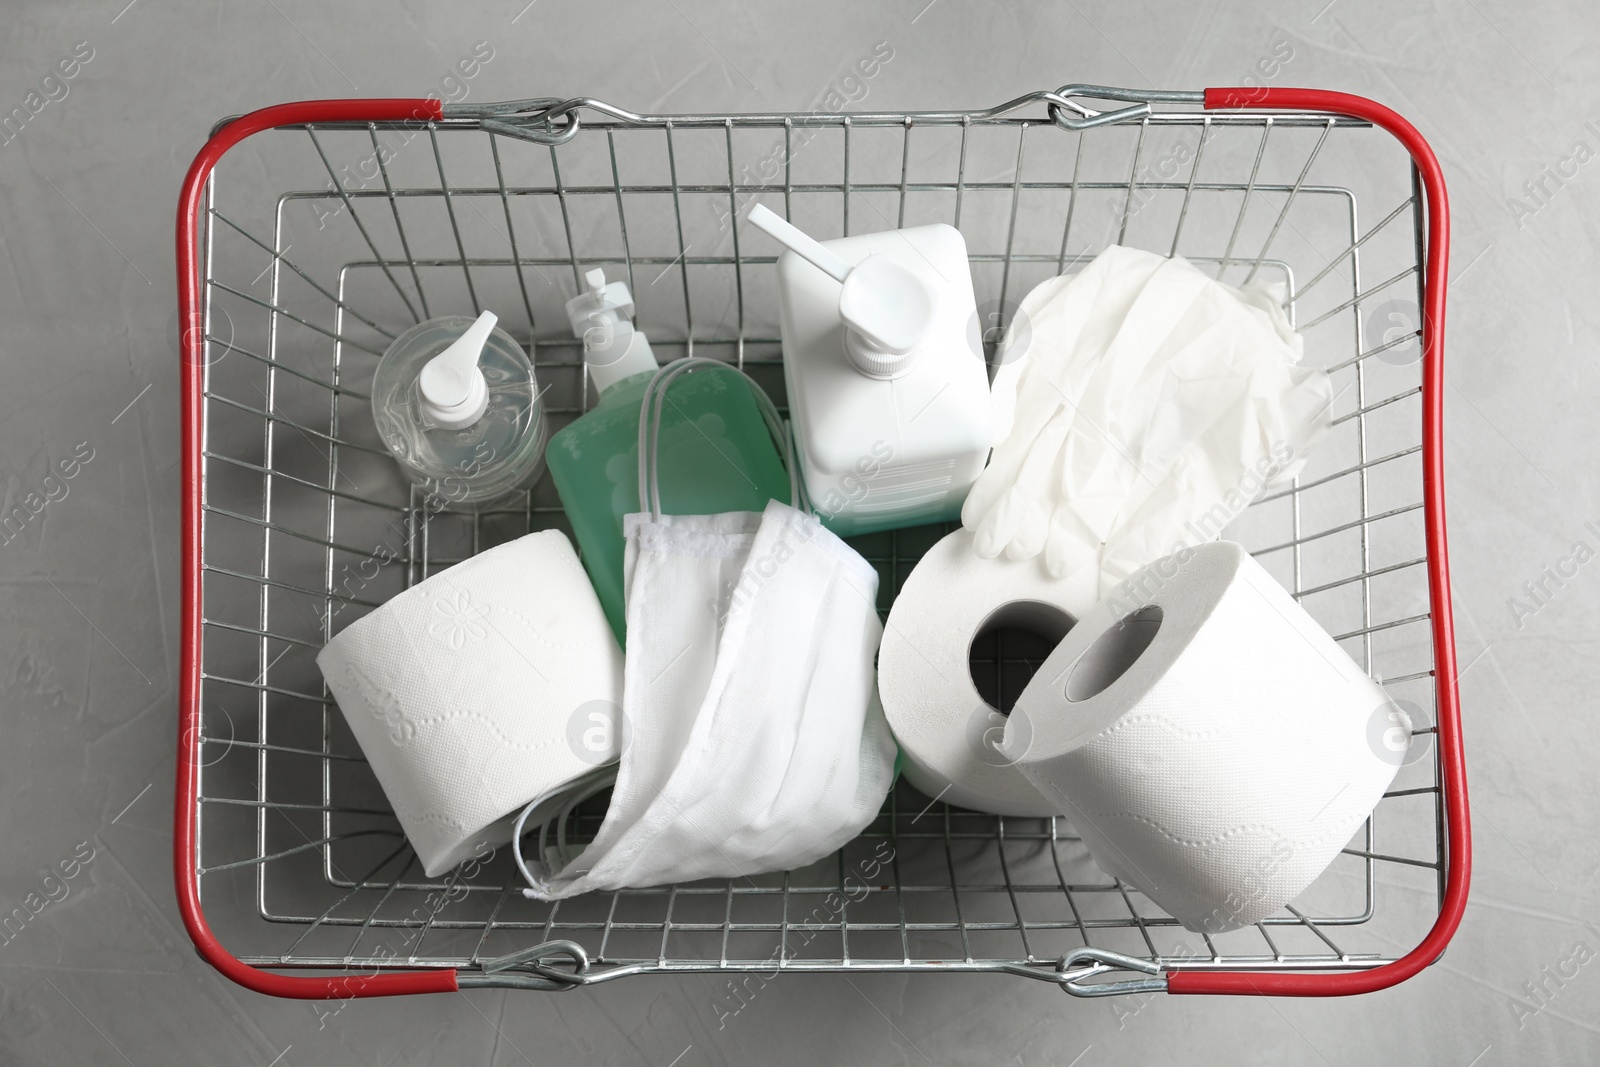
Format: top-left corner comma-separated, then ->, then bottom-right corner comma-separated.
417,310 -> 494,428
747,203 -> 935,379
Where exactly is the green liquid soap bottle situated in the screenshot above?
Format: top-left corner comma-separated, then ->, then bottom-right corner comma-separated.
548,269 -> 791,642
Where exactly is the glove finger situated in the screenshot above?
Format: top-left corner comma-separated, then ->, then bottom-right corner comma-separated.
1004,493 -> 1049,561
972,488 -> 1022,559
1044,504 -> 1099,579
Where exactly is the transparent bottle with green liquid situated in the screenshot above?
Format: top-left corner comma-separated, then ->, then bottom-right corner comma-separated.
548,269 -> 791,641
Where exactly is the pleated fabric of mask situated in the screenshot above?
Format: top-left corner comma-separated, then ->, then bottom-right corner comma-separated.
516,359 -> 896,899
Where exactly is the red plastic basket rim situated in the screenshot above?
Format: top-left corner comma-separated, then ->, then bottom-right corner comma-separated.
173,87 -> 1466,1000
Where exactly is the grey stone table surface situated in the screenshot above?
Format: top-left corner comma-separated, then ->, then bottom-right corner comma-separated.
1,0 -> 1596,1063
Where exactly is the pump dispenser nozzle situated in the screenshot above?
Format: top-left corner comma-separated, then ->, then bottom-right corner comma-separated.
748,204 -> 935,379
564,268 -> 658,393
417,310 -> 494,428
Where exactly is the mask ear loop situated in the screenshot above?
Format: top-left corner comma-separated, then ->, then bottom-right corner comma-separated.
550,769 -> 615,868
646,359 -> 699,517
785,419 -> 811,513
636,357 -> 704,520
511,765 -> 618,899
746,371 -> 803,512
636,357 -> 803,517
635,365 -> 664,520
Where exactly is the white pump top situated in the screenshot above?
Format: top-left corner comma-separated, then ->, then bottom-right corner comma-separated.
748,203 -> 936,379
564,268 -> 658,393
417,310 -> 494,429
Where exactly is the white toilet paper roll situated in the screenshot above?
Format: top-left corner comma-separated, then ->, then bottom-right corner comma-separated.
317,530 -> 624,877
1005,540 -> 1405,932
878,528 -> 1095,816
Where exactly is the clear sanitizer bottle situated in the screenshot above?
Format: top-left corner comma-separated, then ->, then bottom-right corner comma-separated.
371,310 -> 548,509
547,269 -> 791,641
750,205 -> 993,536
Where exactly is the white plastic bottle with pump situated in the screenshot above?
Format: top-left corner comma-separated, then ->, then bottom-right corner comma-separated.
750,205 -> 992,535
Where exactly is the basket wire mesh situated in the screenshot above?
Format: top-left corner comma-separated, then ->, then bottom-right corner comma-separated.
187,91 -> 1446,993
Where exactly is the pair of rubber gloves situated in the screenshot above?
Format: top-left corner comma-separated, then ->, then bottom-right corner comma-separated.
963,246 -> 1333,596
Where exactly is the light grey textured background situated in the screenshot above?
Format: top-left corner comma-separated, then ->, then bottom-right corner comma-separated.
1,0 -> 1596,1063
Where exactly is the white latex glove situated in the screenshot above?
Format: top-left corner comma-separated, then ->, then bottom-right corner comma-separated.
963,246 -> 1333,584
969,250 -> 1154,537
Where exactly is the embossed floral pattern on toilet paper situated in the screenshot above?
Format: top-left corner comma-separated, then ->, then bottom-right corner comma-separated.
1093,712 -> 1228,743
497,605 -> 601,652
429,588 -> 488,649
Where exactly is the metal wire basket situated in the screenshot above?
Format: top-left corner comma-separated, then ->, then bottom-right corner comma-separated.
174,84 -> 1466,1000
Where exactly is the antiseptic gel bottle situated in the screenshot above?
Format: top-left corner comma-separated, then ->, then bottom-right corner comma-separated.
546,269 -> 791,641
370,310 -> 548,509
751,205 -> 993,536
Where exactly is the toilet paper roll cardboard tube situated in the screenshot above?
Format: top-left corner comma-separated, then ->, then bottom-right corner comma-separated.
879,527 -> 1086,816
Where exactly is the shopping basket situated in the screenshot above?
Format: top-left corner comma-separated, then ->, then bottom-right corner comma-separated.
174,84 -> 1466,999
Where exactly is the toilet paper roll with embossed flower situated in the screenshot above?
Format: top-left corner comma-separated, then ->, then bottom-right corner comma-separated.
317,530 -> 623,877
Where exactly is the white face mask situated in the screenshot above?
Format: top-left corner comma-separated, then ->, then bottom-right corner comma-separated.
515,359 -> 896,899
